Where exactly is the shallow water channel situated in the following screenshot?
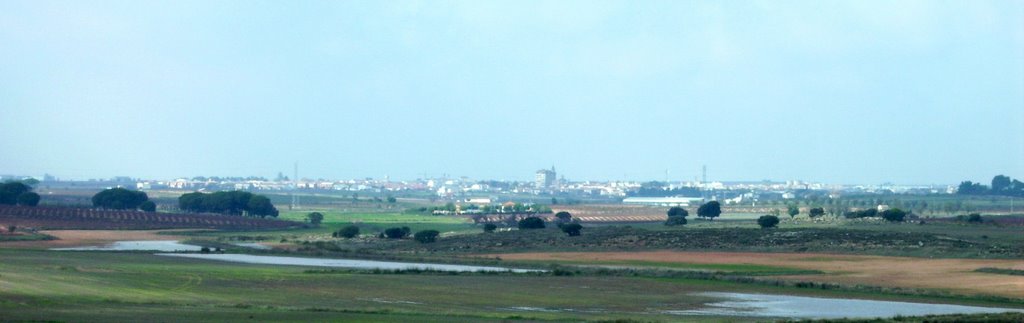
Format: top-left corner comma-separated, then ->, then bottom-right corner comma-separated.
667,292 -> 1023,319
51,240 -> 203,252
156,253 -> 542,273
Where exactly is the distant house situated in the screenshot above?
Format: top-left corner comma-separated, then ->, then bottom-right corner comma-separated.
169,179 -> 191,189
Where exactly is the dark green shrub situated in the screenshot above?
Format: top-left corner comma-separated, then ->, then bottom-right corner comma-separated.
667,206 -> 688,218
383,227 -> 411,239
414,230 -> 440,243
517,217 -> 545,229
307,212 -> 324,225
560,223 -> 582,236
809,207 -> 825,218
554,211 -> 572,222
757,215 -> 780,228
664,216 -> 687,226
881,208 -> 906,222
334,225 -> 360,238
483,223 -> 497,232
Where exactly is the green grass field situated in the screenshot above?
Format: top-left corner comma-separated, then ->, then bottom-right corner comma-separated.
510,259 -> 824,276
4,198 -> 1023,322
0,249 -> 741,322
3,249 -> 1020,322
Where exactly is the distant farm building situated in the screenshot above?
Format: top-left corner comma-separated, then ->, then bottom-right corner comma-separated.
464,198 -> 492,204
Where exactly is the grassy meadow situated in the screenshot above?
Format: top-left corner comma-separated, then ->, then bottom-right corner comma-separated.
3,196 -> 1024,322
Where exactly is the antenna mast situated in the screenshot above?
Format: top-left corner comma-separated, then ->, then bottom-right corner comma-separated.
701,165 -> 708,201
292,162 -> 299,210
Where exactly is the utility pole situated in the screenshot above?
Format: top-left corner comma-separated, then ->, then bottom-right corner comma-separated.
292,162 -> 299,210
701,165 -> 708,201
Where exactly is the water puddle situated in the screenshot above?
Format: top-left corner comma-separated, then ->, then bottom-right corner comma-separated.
156,253 -> 543,273
51,240 -> 203,252
669,292 -> 1023,319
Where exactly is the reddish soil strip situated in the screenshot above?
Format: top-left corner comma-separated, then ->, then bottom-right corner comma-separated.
487,251 -> 1024,298
0,229 -> 191,249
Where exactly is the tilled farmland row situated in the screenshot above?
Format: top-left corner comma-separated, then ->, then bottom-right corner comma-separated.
0,205 -> 297,230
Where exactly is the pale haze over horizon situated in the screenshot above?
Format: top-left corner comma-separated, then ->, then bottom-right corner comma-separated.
1,1 -> 1022,185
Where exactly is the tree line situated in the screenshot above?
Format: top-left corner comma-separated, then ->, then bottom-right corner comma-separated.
958,175 -> 1024,197
92,187 -> 152,210
0,181 -> 40,206
179,191 -> 279,217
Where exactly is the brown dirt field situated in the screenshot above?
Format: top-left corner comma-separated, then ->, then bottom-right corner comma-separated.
488,251 -> 1024,298
0,230 -> 191,249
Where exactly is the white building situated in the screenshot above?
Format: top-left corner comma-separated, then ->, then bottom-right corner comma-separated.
622,197 -> 704,207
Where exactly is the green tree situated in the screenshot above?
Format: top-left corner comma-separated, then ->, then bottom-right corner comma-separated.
560,223 -> 583,236
664,206 -> 688,226
757,215 -> 780,228
139,200 -> 156,212
517,217 -> 546,229
696,201 -> 721,220
386,196 -> 397,203
483,223 -> 497,232
92,188 -> 149,210
178,192 -> 205,212
383,227 -> 411,239
554,211 -> 572,223
808,207 -> 825,218
413,230 -> 440,243
666,206 -> 688,218
246,195 -> 279,217
307,212 -> 324,225
966,213 -> 983,223
957,181 -> 988,195
880,208 -> 907,222
664,216 -> 687,226
0,182 -> 33,205
787,205 -> 799,218
16,192 -> 40,206
334,225 -> 360,238
992,175 -> 1012,193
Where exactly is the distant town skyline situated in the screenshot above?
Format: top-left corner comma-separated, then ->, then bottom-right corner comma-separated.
2,167 -> 1005,187
1,1 -> 1021,185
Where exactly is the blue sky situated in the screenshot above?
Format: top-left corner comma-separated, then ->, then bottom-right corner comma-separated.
1,0 -> 1021,184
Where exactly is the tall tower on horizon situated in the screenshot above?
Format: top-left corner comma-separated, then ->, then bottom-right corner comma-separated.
701,165 -> 708,201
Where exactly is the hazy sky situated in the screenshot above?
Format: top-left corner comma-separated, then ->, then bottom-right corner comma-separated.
1,1 -> 1022,185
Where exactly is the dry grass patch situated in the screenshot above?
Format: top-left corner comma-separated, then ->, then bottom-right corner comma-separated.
487,251 -> 1024,298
